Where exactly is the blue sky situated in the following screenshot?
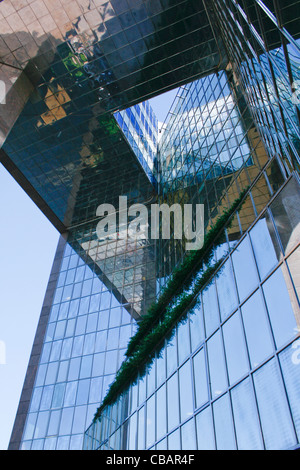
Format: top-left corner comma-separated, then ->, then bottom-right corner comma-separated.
149,87 -> 179,125
0,89 -> 177,450
0,165 -> 59,450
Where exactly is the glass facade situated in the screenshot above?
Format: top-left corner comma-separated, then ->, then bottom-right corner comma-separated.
84,178 -> 300,451
2,0 -> 299,452
19,241 -> 138,450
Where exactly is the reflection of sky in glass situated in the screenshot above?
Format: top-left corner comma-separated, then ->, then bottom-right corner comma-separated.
262,268 -> 298,349
250,217 -> 280,280
114,101 -> 158,184
232,236 -> 259,302
241,291 -> 274,369
223,312 -> 249,385
254,359 -> 297,450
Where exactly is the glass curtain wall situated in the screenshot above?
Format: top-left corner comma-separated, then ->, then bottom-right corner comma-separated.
85,176 -> 300,451
84,0 -> 300,447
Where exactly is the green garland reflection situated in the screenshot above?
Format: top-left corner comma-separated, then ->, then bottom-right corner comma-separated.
93,187 -> 249,421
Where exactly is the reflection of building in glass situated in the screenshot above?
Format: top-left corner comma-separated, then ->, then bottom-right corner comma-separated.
2,0 -> 299,451
114,101 -> 158,185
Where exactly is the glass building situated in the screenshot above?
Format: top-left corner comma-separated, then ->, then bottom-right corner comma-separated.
1,0 -> 299,451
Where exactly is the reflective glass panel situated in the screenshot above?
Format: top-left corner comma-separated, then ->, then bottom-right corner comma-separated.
193,348 -> 209,409
202,282 -> 220,337
232,236 -> 258,302
249,215 -> 281,280
270,179 -> 300,254
146,394 -> 155,449
207,330 -> 228,399
287,247 -> 300,308
241,291 -> 274,368
189,302 -> 205,351
253,359 -> 296,450
181,418 -> 196,450
231,379 -> 263,450
262,268 -> 298,348
137,407 -> 145,450
213,394 -> 236,450
222,311 -> 249,385
177,320 -> 191,364
215,259 -> 238,321
167,373 -> 180,432
179,361 -> 194,423
156,385 -> 167,442
195,407 -> 215,450
168,429 -> 181,450
279,342 -> 300,442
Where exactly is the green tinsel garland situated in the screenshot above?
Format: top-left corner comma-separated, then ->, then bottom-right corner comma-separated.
93,258 -> 224,420
92,187 -> 249,422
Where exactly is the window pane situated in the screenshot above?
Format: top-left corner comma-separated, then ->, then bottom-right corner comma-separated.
215,259 -> 238,321
156,438 -> 167,450
179,361 -> 193,423
59,407 -> 74,435
181,418 -> 196,450
52,383 -> 65,408
106,328 -> 120,350
167,373 -> 180,432
40,385 -> 54,410
156,385 -> 167,441
189,302 -> 205,351
231,379 -> 263,450
45,362 -> 59,385
34,411 -> 50,439
92,353 -> 105,377
270,178 -> 300,254
279,342 -> 300,442
287,247 -> 300,308
262,267 -> 298,348
207,331 -> 228,399
202,282 -> 220,337
48,410 -> 61,436
195,407 -> 215,450
104,350 -> 118,375
76,379 -> 90,405
64,381 -> 77,407
138,406 -> 145,450
223,312 -> 249,385
241,291 -> 274,368
44,437 -> 56,450
128,412 -> 137,450
177,320 -> 191,364
253,359 -> 296,450
23,413 -> 37,440
146,394 -> 155,449
193,348 -> 209,409
166,336 -> 178,377
213,394 -> 236,450
232,236 -> 258,302
168,429 -> 181,450
250,215 -> 281,280
72,405 -> 87,434
156,347 -> 166,388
